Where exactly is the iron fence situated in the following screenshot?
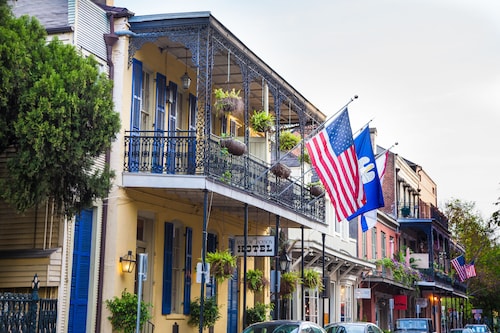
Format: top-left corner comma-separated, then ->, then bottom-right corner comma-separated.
0,274 -> 57,333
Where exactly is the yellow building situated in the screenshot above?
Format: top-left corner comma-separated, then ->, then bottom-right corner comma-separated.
103,8 -> 331,333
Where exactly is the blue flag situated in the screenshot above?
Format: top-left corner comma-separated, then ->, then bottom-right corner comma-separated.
347,127 -> 384,223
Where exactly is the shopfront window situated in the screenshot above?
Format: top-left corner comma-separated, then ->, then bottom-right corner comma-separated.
340,285 -> 352,322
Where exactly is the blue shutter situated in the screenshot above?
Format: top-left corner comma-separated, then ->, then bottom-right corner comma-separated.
183,227 -> 193,315
162,222 -> 174,314
227,238 -> 238,333
129,59 -> 143,172
68,209 -> 93,333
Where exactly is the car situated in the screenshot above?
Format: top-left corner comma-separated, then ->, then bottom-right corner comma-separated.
464,324 -> 492,333
450,328 -> 474,333
242,320 -> 326,333
394,318 -> 435,333
324,322 -> 384,333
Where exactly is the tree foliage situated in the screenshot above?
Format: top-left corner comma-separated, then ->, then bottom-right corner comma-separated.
0,1 -> 120,215
445,199 -> 500,317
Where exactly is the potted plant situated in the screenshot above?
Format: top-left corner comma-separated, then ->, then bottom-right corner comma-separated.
271,163 -> 291,179
188,296 -> 221,330
279,130 -> 301,152
375,257 -> 395,278
302,268 -> 324,291
246,268 -> 269,292
105,289 -> 152,333
213,88 -> 243,118
220,134 -> 247,156
307,181 -> 324,197
250,110 -> 275,133
246,302 -> 274,325
206,249 -> 237,282
280,271 -> 301,298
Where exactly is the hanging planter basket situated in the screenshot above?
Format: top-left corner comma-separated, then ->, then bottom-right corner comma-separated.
220,138 -> 247,156
246,269 -> 269,293
302,268 -> 324,291
309,185 -> 325,197
206,249 -> 237,283
271,163 -> 291,179
250,110 -> 275,133
280,271 -> 301,298
214,88 -> 244,118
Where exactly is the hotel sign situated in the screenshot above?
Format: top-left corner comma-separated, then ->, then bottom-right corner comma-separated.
235,236 -> 275,257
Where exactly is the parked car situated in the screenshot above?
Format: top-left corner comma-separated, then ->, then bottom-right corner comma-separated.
465,324 -> 492,333
450,328 -> 473,333
324,322 -> 383,333
242,320 -> 326,333
394,318 -> 435,333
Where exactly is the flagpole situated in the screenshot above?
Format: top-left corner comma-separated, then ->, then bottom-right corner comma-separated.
273,95 -> 359,163
375,142 -> 398,158
352,118 -> 375,138
249,95 -> 360,185
302,95 -> 359,144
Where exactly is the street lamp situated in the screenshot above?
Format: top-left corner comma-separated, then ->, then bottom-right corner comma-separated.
278,252 -> 292,320
279,252 -> 292,272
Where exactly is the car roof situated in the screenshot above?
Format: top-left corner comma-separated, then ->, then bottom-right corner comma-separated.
326,322 -> 376,327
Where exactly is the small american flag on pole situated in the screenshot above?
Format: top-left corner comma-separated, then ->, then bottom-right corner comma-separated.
306,108 -> 364,222
451,255 -> 467,282
465,261 -> 476,278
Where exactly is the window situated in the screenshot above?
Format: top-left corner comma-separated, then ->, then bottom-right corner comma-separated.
141,70 -> 152,130
362,232 -> 367,259
171,226 -> 183,313
340,285 -> 352,322
381,231 -> 386,258
176,91 -> 184,130
162,222 -> 192,314
371,228 -> 377,259
305,288 -> 319,324
335,214 -> 341,233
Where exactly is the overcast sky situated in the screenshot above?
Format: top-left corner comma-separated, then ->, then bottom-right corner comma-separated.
115,0 -> 500,219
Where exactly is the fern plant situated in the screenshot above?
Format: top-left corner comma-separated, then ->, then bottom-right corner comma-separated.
279,130 -> 300,151
302,268 -> 324,291
249,110 -> 275,133
246,268 -> 268,292
206,249 -> 237,282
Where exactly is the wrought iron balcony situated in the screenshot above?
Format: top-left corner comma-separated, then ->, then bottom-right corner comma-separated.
123,131 -> 325,223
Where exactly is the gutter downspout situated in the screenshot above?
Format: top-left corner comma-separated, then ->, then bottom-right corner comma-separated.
95,13 -> 119,333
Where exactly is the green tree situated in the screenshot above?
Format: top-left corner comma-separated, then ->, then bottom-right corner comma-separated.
445,199 -> 500,320
0,0 -> 120,215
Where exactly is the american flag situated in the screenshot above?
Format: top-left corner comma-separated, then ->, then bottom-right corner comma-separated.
465,261 -> 476,278
451,255 -> 467,282
306,108 -> 364,222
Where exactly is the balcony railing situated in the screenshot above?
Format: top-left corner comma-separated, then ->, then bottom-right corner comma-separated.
418,268 -> 466,292
123,131 -> 325,223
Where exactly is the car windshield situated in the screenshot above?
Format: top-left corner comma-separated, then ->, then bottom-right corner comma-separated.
344,325 -> 368,333
242,323 -> 300,333
466,326 -> 489,333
